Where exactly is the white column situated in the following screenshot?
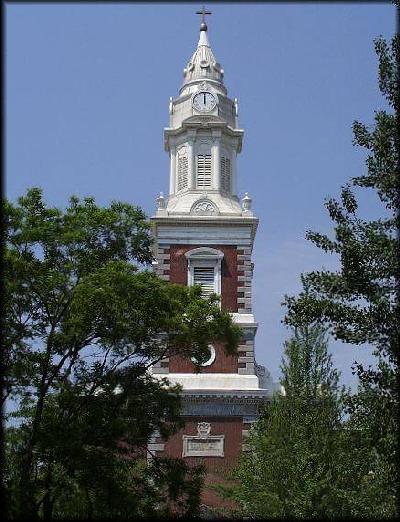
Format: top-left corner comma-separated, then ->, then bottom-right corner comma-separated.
212,136 -> 221,190
232,151 -> 237,196
169,145 -> 176,195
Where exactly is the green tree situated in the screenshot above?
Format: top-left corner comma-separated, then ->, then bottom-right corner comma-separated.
225,324 -> 345,518
284,35 -> 399,516
4,188 -> 241,519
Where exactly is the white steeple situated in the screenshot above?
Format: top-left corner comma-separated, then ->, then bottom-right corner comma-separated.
157,9 -> 255,220
181,18 -> 225,96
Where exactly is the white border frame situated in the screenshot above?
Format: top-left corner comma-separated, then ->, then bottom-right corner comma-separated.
191,344 -> 216,367
182,434 -> 225,457
185,247 -> 224,297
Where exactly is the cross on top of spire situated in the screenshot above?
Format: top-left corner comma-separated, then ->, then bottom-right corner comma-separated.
196,6 -> 211,31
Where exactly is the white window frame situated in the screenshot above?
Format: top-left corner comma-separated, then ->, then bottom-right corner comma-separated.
182,434 -> 224,457
191,344 -> 216,367
185,247 -> 224,299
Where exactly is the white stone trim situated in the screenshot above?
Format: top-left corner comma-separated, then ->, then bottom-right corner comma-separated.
186,247 -> 224,298
153,373 -> 261,390
170,146 -> 176,195
182,434 -> 224,457
184,247 -> 224,260
238,356 -> 254,364
212,134 -> 221,191
191,345 -> 216,367
230,313 -> 258,328
155,224 -> 255,246
151,367 -> 169,374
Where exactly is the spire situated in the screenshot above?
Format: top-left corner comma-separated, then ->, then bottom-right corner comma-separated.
181,7 -> 224,90
196,5 -> 211,32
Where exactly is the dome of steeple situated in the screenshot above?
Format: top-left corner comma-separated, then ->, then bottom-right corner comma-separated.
181,23 -> 225,92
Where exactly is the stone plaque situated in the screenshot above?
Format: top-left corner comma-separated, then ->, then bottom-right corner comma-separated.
182,435 -> 224,457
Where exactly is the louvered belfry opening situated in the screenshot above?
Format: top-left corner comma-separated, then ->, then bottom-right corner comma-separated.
220,156 -> 231,193
193,265 -> 215,297
178,155 -> 189,191
197,154 -> 212,187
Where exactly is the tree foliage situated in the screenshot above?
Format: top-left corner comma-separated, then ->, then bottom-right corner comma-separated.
3,188 -> 241,519
283,35 -> 399,517
220,35 -> 399,519
227,324 -> 345,519
284,35 -> 399,376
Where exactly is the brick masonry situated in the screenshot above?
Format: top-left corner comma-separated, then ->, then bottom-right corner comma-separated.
148,421 -> 242,511
161,416 -> 245,470
236,246 -> 253,314
152,246 -> 171,281
169,341 -> 238,373
168,244 -> 239,312
154,243 -> 245,374
150,240 -> 258,510
153,244 -> 254,314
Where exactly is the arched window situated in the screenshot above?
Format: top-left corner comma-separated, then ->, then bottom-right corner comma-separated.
196,141 -> 212,188
185,247 -> 224,299
220,155 -> 231,193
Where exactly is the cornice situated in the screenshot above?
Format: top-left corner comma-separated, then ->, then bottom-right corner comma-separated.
150,215 -> 259,245
150,215 -> 258,226
164,122 -> 244,152
180,389 -> 271,403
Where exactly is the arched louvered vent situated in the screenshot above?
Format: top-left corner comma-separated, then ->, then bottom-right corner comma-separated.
177,155 -> 188,191
193,266 -> 215,297
197,154 -> 212,188
220,156 -> 231,193
185,248 -> 224,304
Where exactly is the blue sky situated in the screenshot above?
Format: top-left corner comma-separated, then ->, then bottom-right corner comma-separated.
6,2 -> 396,387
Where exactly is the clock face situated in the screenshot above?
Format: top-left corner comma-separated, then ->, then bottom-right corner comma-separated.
192,91 -> 217,112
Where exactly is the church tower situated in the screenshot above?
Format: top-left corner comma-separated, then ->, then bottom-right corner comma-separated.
149,10 -> 277,504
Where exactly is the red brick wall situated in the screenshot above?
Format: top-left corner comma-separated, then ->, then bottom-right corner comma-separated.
168,244 -> 238,373
169,245 -> 238,312
169,342 -> 238,373
162,416 -> 243,471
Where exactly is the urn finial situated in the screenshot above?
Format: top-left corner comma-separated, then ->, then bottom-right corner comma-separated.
156,192 -> 165,209
241,192 -> 252,212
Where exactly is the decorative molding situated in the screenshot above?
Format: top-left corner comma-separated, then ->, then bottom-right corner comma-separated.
180,399 -> 267,417
186,247 -> 224,299
191,345 -> 216,367
256,363 -> 271,388
182,422 -> 224,457
190,198 -> 219,216
197,422 -> 211,437
185,247 -> 224,260
199,81 -> 209,90
182,435 -> 224,457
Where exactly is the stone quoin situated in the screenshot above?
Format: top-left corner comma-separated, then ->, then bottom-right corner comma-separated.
149,8 -> 280,510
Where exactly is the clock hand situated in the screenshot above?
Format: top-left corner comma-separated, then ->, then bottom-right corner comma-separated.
203,93 -> 206,105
